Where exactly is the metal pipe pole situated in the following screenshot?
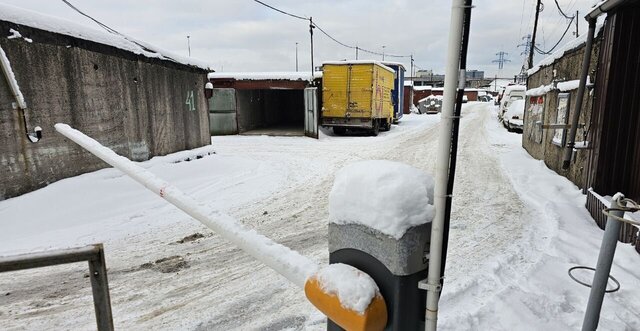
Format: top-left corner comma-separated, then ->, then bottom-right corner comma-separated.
425,1 -> 466,330
295,42 -> 298,72
582,196 -> 626,331
529,0 -> 542,69
562,19 -> 595,169
187,35 -> 191,57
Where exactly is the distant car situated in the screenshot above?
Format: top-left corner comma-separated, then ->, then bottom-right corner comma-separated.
418,95 -> 443,114
503,99 -> 525,132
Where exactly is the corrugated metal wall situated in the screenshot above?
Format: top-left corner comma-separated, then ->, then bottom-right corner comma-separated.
588,3 -> 640,203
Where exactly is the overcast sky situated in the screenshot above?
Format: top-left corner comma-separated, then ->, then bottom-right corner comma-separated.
3,0 -> 597,78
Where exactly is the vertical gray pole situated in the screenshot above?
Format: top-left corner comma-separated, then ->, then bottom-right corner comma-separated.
295,42 -> 299,72
88,244 -> 114,331
356,46 -> 359,60
582,207 -> 625,331
562,19 -> 596,169
187,35 -> 191,57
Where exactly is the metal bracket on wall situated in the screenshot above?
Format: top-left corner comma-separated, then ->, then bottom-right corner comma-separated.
418,278 -> 442,292
0,244 -> 114,331
541,123 -> 585,129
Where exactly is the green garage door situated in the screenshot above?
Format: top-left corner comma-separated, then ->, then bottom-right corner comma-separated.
209,88 -> 238,135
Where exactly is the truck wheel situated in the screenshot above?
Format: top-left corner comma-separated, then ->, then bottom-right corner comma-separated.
333,127 -> 346,135
384,121 -> 392,131
371,120 -> 380,136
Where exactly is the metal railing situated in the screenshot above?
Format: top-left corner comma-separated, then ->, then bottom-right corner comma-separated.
0,244 -> 114,331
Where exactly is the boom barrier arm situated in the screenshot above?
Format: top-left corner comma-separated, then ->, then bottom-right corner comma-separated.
54,123 -> 386,331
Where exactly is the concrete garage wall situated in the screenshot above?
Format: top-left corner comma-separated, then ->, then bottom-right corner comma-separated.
523,40 -> 600,188
0,21 -> 210,200
236,89 -> 304,132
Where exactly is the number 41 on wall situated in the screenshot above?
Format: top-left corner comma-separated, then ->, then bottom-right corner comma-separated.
185,90 -> 196,112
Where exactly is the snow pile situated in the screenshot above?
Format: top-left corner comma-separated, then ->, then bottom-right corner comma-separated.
329,160 -> 435,239
526,84 -> 555,96
557,76 -> 591,91
314,263 -> 379,314
414,85 -> 433,91
403,80 -> 414,87
207,71 -> 321,81
0,3 -> 211,70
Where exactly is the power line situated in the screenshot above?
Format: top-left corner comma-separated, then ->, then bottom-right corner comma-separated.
252,0 -> 308,20
251,0 -> 413,59
535,16 -> 574,54
554,0 -> 573,19
60,0 -> 120,35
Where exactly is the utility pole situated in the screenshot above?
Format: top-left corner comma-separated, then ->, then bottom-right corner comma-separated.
382,45 -> 386,61
309,17 -> 315,79
295,42 -> 298,72
575,10 -> 580,37
410,54 -> 415,109
529,0 -> 542,69
187,35 -> 191,57
355,46 -> 359,60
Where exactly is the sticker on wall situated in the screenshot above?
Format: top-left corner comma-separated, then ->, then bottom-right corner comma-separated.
553,93 -> 571,146
527,96 -> 545,144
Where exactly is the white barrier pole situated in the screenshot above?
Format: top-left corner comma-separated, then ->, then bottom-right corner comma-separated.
55,123 -> 317,289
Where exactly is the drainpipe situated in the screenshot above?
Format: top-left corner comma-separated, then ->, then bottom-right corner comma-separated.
0,45 -> 41,142
562,0 -> 630,169
425,0 -> 466,330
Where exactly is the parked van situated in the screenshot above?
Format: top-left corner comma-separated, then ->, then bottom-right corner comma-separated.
321,61 -> 395,136
498,85 -> 526,120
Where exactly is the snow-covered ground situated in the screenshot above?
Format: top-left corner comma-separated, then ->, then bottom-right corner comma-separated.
1,103 -> 638,330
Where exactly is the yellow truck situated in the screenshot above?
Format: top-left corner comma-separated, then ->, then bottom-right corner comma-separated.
321,61 -> 395,136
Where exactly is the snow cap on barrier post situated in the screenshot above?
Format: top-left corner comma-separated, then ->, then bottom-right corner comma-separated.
327,160 -> 435,330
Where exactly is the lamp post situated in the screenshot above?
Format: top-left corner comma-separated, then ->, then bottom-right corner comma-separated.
187,35 -> 191,57
295,42 -> 299,72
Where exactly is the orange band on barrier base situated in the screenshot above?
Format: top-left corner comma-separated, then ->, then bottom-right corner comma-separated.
304,276 -> 387,331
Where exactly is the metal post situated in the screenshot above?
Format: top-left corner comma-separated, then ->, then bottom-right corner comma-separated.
355,46 -> 359,60
562,19 -> 596,169
295,42 -> 299,72
309,17 -> 315,80
582,199 -> 625,331
382,45 -> 386,60
88,244 -> 114,331
575,11 -> 580,37
529,0 -> 542,69
187,35 -> 191,57
426,0 -> 466,330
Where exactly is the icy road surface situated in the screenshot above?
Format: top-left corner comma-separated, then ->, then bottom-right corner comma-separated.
1,103 -> 638,330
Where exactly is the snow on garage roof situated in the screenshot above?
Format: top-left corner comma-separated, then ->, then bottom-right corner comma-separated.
207,71 -> 322,81
0,3 -> 212,70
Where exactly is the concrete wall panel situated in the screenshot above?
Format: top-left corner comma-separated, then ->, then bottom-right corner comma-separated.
0,21 -> 209,200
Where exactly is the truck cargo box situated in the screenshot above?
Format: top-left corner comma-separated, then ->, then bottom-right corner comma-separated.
321,61 -> 395,135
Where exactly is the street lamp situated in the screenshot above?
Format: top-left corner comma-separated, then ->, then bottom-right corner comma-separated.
187,35 -> 191,57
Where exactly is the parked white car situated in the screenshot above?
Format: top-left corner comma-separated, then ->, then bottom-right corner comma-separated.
498,85 -> 526,120
503,99 -> 525,132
